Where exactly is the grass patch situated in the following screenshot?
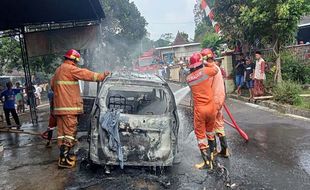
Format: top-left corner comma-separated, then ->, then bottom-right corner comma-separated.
296,97 -> 310,110
301,89 -> 310,94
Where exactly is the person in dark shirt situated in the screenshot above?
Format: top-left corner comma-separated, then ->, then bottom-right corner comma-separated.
234,54 -> 245,96
0,82 -> 21,128
244,57 -> 255,101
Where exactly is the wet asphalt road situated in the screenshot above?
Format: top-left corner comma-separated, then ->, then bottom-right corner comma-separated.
0,83 -> 310,190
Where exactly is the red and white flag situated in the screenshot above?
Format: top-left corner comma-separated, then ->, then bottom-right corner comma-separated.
199,0 -> 221,33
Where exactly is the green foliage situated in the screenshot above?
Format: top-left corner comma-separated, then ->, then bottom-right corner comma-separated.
214,0 -> 309,50
179,32 -> 189,43
240,0 -> 309,45
281,51 -> 310,84
29,55 -> 60,76
273,80 -> 303,105
153,33 -> 174,47
160,33 -> 174,42
201,33 -> 223,51
194,23 -> 214,42
99,0 -> 148,67
0,37 -> 22,74
214,0 -> 248,46
154,39 -> 170,48
300,97 -> 310,110
193,1 -> 215,42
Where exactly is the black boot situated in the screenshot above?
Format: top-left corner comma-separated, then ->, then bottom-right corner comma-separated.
219,136 -> 229,158
198,148 -> 213,170
46,130 -> 53,147
198,140 -> 215,170
213,137 -> 218,156
67,147 -> 77,162
58,145 -> 75,169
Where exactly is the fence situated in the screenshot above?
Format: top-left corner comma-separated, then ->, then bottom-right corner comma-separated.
260,44 -> 310,64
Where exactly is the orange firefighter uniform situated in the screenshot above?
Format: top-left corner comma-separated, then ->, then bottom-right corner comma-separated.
52,49 -> 109,169
211,65 -> 229,157
51,59 -> 108,148
201,48 -> 229,158
211,65 -> 225,133
186,53 -> 218,150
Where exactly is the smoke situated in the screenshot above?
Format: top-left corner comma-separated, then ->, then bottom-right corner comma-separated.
81,23 -> 148,95
88,33 -> 147,73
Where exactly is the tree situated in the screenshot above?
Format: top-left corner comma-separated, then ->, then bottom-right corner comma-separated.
194,23 -> 214,42
0,37 -> 22,75
201,33 -> 224,53
153,33 -> 175,47
160,33 -> 175,43
154,39 -> 170,48
94,0 -> 148,69
239,0 -> 309,82
29,55 -> 60,78
193,1 -> 213,42
213,0 -> 249,51
179,32 -> 189,43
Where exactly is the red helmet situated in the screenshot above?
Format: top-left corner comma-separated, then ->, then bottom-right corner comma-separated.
201,48 -> 215,59
188,53 -> 203,69
64,49 -> 81,62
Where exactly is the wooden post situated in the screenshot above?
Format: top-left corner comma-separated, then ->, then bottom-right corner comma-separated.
222,51 -> 235,93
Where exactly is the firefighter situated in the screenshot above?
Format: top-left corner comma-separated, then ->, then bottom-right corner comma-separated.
186,52 -> 219,170
51,49 -> 110,169
41,89 -> 56,147
201,49 -> 229,158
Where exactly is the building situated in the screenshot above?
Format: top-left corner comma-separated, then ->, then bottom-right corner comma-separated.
155,32 -> 201,64
298,16 -> 310,44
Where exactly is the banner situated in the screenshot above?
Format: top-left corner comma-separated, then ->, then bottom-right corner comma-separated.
25,25 -> 100,57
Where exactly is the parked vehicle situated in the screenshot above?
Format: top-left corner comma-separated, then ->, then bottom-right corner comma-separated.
79,73 -> 179,167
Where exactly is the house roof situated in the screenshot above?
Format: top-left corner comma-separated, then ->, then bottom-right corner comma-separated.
172,31 -> 189,45
155,43 -> 201,50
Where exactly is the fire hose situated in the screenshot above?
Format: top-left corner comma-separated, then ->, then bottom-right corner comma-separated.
223,103 -> 249,142
0,127 -> 57,140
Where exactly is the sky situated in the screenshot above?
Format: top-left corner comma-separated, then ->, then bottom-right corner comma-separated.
130,0 -> 196,40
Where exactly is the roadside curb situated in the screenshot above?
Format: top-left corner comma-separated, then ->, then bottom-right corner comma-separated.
228,94 -> 310,119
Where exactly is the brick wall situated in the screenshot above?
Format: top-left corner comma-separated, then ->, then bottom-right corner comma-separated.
260,44 -> 310,64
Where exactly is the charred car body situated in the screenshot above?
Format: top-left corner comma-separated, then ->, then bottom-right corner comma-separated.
79,73 -> 179,167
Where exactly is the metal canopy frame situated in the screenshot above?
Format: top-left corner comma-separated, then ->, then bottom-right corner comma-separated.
0,0 -> 105,126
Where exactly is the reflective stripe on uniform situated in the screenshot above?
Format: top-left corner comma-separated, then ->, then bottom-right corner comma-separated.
215,128 -> 225,133
93,73 -> 99,81
206,131 -> 215,135
58,136 -> 65,139
58,135 -> 76,141
188,74 -> 209,86
56,81 -> 79,85
54,107 -> 82,111
198,138 -> 208,144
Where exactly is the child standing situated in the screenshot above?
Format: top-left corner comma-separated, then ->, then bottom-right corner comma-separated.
244,57 -> 255,101
15,82 -> 24,113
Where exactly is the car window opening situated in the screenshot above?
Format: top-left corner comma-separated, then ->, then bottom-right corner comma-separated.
107,86 -> 168,115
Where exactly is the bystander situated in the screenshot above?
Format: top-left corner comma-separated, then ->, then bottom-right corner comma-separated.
0,82 -> 21,128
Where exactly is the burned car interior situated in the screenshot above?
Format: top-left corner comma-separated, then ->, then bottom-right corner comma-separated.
79,74 -> 179,168
107,86 -> 168,115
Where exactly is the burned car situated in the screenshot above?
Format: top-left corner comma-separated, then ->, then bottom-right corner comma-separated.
79,73 -> 179,168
